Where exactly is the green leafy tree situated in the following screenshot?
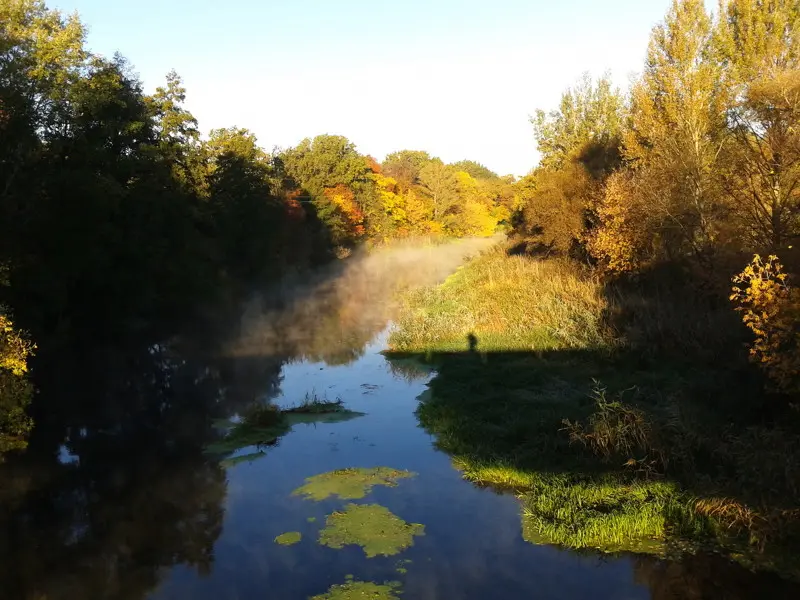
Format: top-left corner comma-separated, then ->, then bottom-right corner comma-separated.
532,72 -> 624,176
450,160 -> 498,180
418,159 -> 460,222
282,134 -> 370,199
382,150 -> 432,191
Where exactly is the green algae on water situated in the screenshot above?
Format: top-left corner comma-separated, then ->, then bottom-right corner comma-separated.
274,531 -> 302,546
395,558 -> 412,574
310,579 -> 402,600
318,503 -> 424,557
307,516 -> 317,523
292,467 -> 416,501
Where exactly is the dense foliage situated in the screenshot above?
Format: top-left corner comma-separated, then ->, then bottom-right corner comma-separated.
515,0 -> 800,393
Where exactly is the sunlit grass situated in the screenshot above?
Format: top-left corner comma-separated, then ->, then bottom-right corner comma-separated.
389,246 -> 615,353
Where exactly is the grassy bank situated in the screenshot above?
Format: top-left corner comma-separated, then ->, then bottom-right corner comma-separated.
390,249 -> 612,353
386,246 -> 800,578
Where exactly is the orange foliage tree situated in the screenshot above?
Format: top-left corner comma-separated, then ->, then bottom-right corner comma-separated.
322,184 -> 366,246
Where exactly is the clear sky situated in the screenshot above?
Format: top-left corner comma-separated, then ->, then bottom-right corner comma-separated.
49,0 -> 682,176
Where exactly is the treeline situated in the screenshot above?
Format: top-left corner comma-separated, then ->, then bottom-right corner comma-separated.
0,0 -> 513,458
515,0 -> 800,393
283,143 -> 515,250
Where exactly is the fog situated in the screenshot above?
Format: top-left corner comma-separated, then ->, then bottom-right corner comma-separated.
226,237 -> 499,363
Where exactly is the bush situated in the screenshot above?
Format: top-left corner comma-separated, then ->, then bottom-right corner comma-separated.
562,381 -> 665,472
0,308 -> 34,459
731,254 -> 800,396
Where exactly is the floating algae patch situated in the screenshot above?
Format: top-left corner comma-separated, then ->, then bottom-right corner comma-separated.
310,579 -> 402,600
274,531 -> 302,546
318,504 -> 424,557
307,517 -> 317,523
395,559 -> 412,574
292,467 -> 416,501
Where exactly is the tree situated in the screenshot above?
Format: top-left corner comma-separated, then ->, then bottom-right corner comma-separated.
624,0 -> 730,261
146,70 -> 200,187
417,159 -> 460,222
382,150 -> 432,191
532,72 -> 624,175
716,0 -> 800,249
281,135 -> 372,247
282,134 -> 370,200
450,160 -> 498,180
516,162 -> 595,254
203,128 -> 286,281
722,72 -> 800,249
587,170 -> 658,272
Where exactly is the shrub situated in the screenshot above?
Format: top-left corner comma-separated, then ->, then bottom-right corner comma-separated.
730,254 -> 800,396
562,381 -> 665,473
0,307 -> 35,459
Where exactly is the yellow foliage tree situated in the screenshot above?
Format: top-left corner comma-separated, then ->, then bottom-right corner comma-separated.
587,171 -> 656,272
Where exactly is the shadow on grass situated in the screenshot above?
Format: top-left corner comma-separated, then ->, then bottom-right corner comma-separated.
384,339 -> 800,581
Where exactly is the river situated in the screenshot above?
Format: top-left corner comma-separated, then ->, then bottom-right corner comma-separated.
1,241 -> 799,599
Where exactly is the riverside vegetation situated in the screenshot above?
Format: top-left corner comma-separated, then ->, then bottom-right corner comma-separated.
387,0 -> 800,580
388,245 -> 800,577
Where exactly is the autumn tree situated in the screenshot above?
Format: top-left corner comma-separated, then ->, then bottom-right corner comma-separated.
716,0 -> 800,250
518,73 -> 624,253
516,163 -> 595,254
587,171 -> 658,272
281,135 -> 373,246
623,0 -> 729,261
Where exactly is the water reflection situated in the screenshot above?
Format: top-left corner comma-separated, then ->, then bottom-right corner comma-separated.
0,337 -> 237,599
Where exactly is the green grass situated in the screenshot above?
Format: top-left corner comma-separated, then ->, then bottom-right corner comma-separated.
385,245 -> 800,579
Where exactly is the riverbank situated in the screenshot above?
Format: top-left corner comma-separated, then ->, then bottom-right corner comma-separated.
386,245 -> 800,579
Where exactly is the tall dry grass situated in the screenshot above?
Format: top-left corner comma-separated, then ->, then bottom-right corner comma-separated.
389,246 -> 616,353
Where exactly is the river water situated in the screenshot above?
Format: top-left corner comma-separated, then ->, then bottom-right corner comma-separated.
2,244 -> 799,599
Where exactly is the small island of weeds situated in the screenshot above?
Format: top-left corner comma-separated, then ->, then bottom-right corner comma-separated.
205,393 -> 365,458
293,467 -> 416,501
386,245 -> 800,580
318,503 -> 425,557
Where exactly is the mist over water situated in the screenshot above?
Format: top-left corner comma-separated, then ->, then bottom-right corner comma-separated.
227,237 -> 499,362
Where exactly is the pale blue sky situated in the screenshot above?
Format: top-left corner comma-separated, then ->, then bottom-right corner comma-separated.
50,0 -> 688,176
